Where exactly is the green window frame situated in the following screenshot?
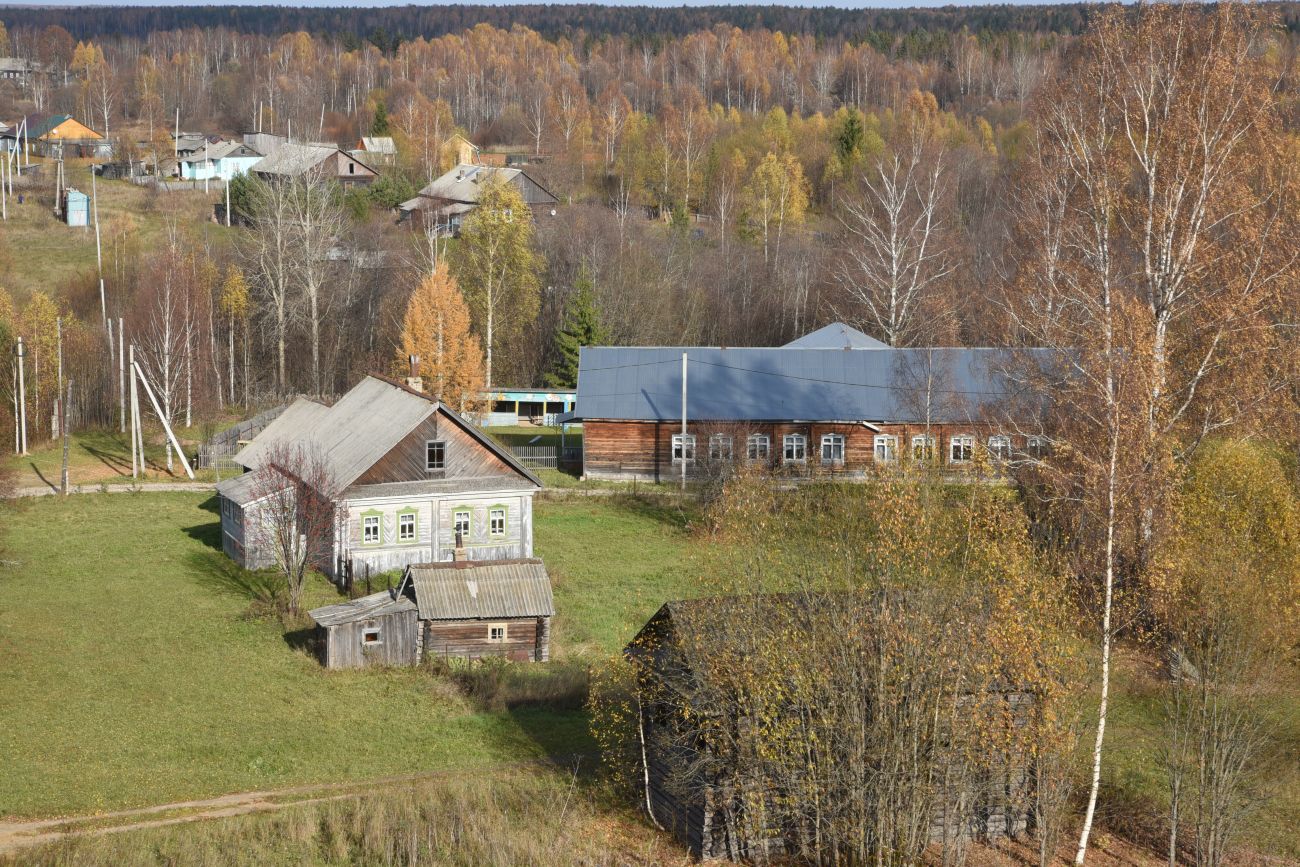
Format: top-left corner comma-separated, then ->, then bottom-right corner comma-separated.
489,505 -> 507,537
361,509 -> 383,546
452,507 -> 472,543
397,507 -> 418,544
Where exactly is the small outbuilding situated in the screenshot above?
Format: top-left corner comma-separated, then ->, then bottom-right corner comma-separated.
311,589 -> 418,670
62,188 -> 89,227
308,557 -> 554,669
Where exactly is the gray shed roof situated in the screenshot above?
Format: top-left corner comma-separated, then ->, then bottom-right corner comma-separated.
573,344 -> 1053,424
310,589 -> 416,628
405,559 -> 554,620
232,397 -> 332,470
360,136 -> 396,154
215,470 -> 267,506
251,143 -> 367,177
784,322 -> 888,350
402,164 -> 558,210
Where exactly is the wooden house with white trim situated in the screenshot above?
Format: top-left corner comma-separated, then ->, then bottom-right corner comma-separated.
215,374 -> 542,579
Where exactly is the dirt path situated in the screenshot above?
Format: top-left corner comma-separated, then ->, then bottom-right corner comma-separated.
9,482 -> 217,498
0,761 -> 578,855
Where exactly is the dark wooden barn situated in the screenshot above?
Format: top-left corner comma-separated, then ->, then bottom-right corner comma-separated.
627,597 -> 1036,861
407,559 -> 554,662
310,589 -> 419,670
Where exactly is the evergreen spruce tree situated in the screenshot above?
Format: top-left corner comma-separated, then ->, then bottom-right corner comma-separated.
544,266 -> 606,389
370,101 -> 391,136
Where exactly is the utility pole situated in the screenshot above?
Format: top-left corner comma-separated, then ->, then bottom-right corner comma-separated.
60,378 -> 71,496
15,336 -> 28,455
203,138 -> 209,194
55,316 -> 62,440
129,344 -> 139,478
118,318 -> 125,433
225,177 -> 231,227
92,167 -> 105,329
133,359 -> 195,480
680,351 -> 687,494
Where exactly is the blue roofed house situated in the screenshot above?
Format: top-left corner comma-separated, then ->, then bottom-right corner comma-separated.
570,323 -> 1053,481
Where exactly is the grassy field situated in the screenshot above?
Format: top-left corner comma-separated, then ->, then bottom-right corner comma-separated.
0,160 -> 229,303
0,492 -> 696,819
2,426 -> 237,490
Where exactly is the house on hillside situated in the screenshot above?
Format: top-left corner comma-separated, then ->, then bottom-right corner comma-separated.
179,140 -> 263,181
571,322 -> 1052,481
251,142 -> 378,188
215,374 -> 542,578
309,557 -> 554,669
352,136 -> 395,166
4,113 -> 110,158
396,163 -> 558,234
627,596 -> 1035,859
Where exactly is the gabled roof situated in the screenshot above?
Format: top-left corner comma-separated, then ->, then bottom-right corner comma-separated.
573,342 -> 1053,424
18,113 -> 101,141
784,322 -> 888,350
252,143 -> 376,178
232,396 -> 332,470
359,136 -> 395,154
231,375 -> 542,492
400,163 -> 558,211
179,140 -> 261,164
404,559 -> 554,620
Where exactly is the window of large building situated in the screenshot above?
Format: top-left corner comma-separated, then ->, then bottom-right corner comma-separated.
490,507 -> 506,537
988,435 -> 1012,461
362,515 -> 381,545
426,440 -> 446,471
672,433 -> 696,464
398,511 -> 417,542
747,434 -> 770,461
488,624 -> 507,642
874,435 -> 898,462
950,435 -> 975,464
453,509 -> 471,541
821,434 -> 845,465
1027,435 -> 1051,459
912,435 -> 935,462
709,434 -> 733,461
783,434 -> 807,464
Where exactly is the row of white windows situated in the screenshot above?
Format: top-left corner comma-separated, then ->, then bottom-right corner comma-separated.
361,507 -> 507,545
671,433 -> 1050,466
363,622 -> 510,646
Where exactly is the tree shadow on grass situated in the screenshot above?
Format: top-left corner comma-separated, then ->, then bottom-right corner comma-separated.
187,548 -> 283,604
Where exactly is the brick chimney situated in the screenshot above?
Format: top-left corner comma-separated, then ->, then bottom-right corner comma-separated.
453,528 -> 467,562
405,354 -> 423,393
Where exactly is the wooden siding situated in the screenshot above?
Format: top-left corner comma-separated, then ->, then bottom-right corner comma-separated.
340,492 -> 533,574
319,606 -> 419,669
422,616 -> 549,662
354,409 -> 519,486
583,420 -> 1021,482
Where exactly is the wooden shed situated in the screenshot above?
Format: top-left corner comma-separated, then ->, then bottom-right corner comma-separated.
407,559 -> 554,662
310,590 -> 418,670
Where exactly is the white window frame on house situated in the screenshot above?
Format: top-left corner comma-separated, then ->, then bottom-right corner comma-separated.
709,434 -> 733,461
783,434 -> 807,464
820,433 -> 846,465
874,434 -> 898,463
912,434 -> 936,462
672,433 -> 696,465
425,440 -> 446,471
1026,435 -> 1051,459
488,623 -> 507,642
489,507 -> 506,537
453,509 -> 472,540
988,434 -> 1012,461
362,515 -> 381,545
747,433 -> 771,461
362,627 -> 382,645
950,435 -> 975,464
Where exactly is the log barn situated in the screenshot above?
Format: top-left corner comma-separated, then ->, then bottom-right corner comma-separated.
572,323 -> 1053,482
216,374 -> 542,578
627,597 -> 1036,860
309,558 -> 554,669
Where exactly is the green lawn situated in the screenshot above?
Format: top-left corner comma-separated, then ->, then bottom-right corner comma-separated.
0,492 -> 695,818
3,425 -> 237,490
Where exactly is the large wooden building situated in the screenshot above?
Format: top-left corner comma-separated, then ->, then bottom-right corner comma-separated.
309,558 -> 553,670
396,163 -> 558,234
215,374 -> 542,578
572,323 -> 1052,482
628,597 -> 1035,860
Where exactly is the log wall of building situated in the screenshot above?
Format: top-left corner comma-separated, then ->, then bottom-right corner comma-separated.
422,616 -> 549,662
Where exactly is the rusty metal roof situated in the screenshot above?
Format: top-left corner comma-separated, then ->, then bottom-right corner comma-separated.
309,589 -> 416,628
406,559 -> 554,620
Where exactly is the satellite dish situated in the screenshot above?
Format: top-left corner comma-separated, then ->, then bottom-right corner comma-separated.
550,209 -> 557,217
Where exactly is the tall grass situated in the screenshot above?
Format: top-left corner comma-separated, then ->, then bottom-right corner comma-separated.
2,768 -> 680,867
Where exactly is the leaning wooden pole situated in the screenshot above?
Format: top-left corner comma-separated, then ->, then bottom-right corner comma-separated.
129,344 -> 139,479
133,359 -> 195,480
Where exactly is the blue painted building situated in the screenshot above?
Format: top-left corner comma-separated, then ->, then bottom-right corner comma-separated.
62,188 -> 89,227
480,389 -> 576,427
179,140 -> 263,182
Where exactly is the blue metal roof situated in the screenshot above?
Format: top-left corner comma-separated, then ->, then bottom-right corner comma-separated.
783,322 -> 889,349
573,345 -> 1053,424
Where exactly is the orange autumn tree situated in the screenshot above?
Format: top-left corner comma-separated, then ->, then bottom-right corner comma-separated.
397,263 -> 485,414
